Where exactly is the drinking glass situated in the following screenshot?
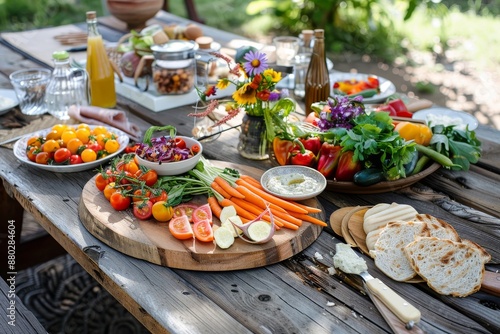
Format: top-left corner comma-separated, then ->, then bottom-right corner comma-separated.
273,36 -> 300,66
9,68 -> 51,115
294,53 -> 311,99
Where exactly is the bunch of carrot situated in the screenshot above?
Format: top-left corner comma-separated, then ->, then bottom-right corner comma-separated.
206,174 -> 327,231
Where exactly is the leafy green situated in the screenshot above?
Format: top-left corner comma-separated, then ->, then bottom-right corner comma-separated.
428,124 -> 481,171
338,112 -> 416,180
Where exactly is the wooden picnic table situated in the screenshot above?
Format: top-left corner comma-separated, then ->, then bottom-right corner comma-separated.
1,11 -> 499,334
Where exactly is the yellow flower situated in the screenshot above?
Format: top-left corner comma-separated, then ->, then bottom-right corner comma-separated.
232,82 -> 257,105
216,78 -> 231,90
263,69 -> 281,83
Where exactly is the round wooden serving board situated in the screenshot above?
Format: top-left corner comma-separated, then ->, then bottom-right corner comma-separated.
78,161 -> 325,271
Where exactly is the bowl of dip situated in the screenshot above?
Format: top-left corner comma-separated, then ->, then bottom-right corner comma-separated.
260,166 -> 327,201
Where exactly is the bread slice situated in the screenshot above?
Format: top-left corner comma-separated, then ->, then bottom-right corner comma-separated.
413,214 -> 461,242
365,229 -> 381,252
404,237 -> 486,297
461,239 -> 491,263
363,203 -> 418,234
370,221 -> 430,281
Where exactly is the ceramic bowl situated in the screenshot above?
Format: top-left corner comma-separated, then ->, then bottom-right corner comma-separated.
260,165 -> 327,201
135,136 -> 202,175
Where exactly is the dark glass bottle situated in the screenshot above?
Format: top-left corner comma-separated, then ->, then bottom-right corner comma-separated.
304,29 -> 330,115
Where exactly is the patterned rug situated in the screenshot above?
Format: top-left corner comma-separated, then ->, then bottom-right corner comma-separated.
17,214 -> 150,334
17,254 -> 150,334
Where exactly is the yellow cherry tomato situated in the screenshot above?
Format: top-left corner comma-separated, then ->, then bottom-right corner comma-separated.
92,126 -> 108,136
61,130 -> 77,146
152,201 -> 174,222
75,127 -> 91,144
81,148 -> 97,162
42,139 -> 60,153
67,138 -> 84,155
104,139 -> 120,154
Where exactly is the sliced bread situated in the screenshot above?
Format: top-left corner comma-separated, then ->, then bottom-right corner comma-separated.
404,237 -> 487,297
413,214 -> 461,242
370,221 -> 430,281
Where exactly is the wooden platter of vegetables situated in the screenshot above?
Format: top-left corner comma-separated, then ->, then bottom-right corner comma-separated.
78,153 -> 326,271
271,95 -> 481,194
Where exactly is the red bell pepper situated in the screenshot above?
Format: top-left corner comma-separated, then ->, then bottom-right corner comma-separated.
272,137 -> 294,166
316,142 -> 342,179
299,136 -> 321,156
289,139 -> 316,167
386,98 -> 413,118
374,104 -> 396,116
335,150 -> 362,182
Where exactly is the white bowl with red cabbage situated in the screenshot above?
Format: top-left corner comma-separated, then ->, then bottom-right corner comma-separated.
135,135 -> 202,175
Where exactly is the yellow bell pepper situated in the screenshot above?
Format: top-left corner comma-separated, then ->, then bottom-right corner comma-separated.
394,121 -> 433,146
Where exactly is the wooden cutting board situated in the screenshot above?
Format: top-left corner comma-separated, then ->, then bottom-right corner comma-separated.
78,161 -> 325,271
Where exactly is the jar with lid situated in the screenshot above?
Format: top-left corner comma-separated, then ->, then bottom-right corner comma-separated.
150,40 -> 198,95
195,36 -> 220,88
44,51 -> 88,120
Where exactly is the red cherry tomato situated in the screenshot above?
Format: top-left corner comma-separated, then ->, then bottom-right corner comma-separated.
191,144 -> 201,155
70,154 -> 83,164
192,203 -> 212,225
54,148 -> 71,163
133,200 -> 153,220
95,173 -> 109,191
169,216 -> 194,240
174,137 -> 186,149
109,192 -> 131,211
87,142 -> 103,153
193,219 -> 214,242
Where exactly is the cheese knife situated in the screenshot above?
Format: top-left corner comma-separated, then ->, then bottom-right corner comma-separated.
333,243 -> 421,327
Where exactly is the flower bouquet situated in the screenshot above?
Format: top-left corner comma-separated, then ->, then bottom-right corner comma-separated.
189,50 -> 295,159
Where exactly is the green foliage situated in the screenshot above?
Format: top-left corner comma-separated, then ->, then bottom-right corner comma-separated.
0,0 -> 103,32
246,0 -> 406,62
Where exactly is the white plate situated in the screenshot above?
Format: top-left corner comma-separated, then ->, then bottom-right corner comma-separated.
0,89 -> 19,115
330,72 -> 396,104
412,107 -> 478,130
13,125 -> 130,173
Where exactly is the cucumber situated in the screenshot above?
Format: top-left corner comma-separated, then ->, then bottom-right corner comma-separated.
404,150 -> 419,176
353,168 -> 384,186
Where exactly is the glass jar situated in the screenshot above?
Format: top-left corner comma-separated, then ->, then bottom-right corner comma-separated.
151,40 -> 197,95
45,51 -> 88,120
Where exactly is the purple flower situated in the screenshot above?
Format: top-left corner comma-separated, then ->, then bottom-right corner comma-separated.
243,51 -> 268,76
317,95 -> 366,131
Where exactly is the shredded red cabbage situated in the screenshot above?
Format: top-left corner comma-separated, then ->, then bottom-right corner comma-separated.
136,136 -> 192,163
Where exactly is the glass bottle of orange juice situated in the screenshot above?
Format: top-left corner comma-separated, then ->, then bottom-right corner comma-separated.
86,11 -> 116,108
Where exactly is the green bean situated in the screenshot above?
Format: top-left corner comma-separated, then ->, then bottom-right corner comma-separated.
410,155 -> 430,175
415,144 -> 461,169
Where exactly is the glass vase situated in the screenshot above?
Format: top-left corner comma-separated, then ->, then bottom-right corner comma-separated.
238,114 -> 269,160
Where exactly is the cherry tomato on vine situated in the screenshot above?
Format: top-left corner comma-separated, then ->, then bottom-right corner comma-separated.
133,200 -> 153,220
140,170 -> 158,187
109,192 -> 131,211
95,173 -> 109,191
149,189 -> 167,204
103,182 -> 118,200
132,189 -> 152,203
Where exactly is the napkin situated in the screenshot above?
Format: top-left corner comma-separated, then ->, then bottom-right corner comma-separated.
68,105 -> 142,141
